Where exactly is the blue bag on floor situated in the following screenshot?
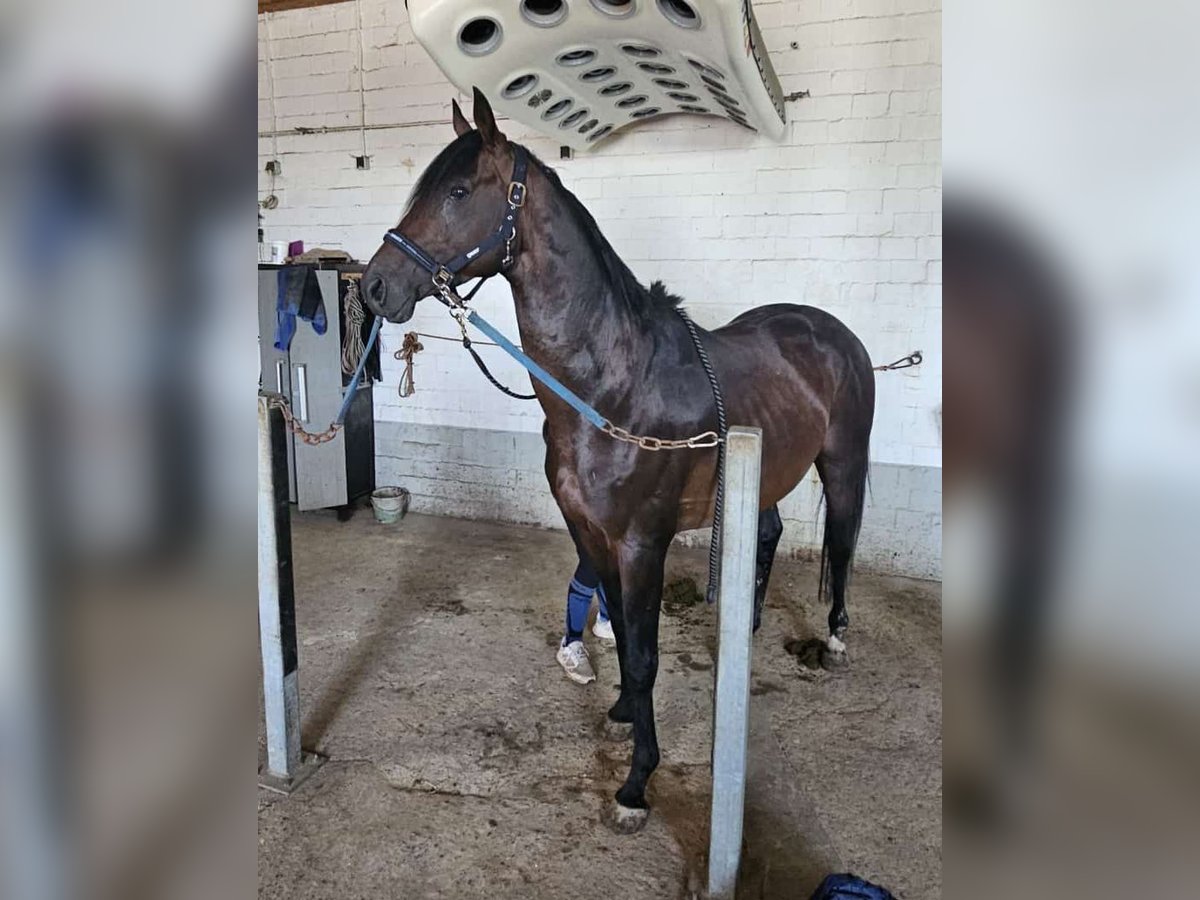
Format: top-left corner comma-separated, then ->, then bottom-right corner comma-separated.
810,873 -> 896,900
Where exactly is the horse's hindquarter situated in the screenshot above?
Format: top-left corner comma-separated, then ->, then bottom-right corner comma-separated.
677,304 -> 860,523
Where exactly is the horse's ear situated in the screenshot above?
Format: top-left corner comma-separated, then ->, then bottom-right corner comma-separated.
451,99 -> 471,137
471,87 -> 506,147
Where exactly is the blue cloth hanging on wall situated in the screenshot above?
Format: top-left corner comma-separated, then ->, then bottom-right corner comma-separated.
273,265 -> 327,351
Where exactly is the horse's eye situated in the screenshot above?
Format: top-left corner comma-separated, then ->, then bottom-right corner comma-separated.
449,186 -> 469,200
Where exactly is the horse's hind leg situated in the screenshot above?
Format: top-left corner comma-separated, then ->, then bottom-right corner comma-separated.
754,505 -> 783,632
814,441 -> 870,660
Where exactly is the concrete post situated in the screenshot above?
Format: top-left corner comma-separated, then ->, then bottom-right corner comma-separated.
258,395 -> 321,793
259,395 -> 300,779
708,426 -> 763,899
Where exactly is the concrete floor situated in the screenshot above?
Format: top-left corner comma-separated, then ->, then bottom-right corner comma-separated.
258,511 -> 941,899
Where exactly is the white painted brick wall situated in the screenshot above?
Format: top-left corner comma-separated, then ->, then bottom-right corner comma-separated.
258,0 -> 941,569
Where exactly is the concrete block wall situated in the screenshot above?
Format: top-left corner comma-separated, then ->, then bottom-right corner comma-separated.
258,0 -> 942,580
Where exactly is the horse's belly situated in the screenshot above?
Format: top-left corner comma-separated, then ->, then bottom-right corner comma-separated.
676,421 -> 823,531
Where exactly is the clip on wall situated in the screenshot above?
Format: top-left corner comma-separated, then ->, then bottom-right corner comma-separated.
407,0 -> 787,151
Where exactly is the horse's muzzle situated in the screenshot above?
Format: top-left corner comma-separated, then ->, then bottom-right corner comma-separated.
365,273 -> 387,310
360,264 -> 417,323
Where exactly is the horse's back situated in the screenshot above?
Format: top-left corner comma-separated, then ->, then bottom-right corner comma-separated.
713,302 -> 872,378
682,302 -> 872,514
720,300 -> 855,335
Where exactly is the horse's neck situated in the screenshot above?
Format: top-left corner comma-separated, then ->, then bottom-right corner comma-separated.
505,176 -> 657,393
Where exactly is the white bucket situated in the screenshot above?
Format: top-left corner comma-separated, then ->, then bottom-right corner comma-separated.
370,487 -> 410,524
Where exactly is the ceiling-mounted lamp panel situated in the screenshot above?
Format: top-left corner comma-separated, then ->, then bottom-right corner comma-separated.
407,0 -> 787,151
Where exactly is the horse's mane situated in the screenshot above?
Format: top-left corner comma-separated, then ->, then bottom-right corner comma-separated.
523,146 -> 683,317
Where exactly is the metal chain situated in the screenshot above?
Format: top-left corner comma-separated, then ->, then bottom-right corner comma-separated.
264,394 -> 342,445
601,422 -> 720,450
502,229 -> 514,269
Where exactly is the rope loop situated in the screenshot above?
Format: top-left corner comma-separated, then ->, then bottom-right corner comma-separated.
395,331 -> 424,398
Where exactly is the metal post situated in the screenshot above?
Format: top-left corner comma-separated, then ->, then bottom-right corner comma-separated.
708,426 -> 763,900
258,394 -> 321,793
0,379 -> 67,900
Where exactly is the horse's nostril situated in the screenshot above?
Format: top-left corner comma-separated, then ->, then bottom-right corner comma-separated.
366,275 -> 387,306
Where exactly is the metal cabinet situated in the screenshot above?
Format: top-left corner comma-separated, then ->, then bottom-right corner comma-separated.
258,266 -> 375,510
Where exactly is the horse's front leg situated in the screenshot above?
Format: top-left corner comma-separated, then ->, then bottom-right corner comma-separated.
566,521 -> 633,725
606,535 -> 669,833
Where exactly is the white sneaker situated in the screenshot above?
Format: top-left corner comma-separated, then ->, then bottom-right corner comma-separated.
556,640 -> 596,685
592,617 -> 615,645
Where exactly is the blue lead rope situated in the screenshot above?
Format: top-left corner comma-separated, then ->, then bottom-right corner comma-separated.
464,309 -> 608,430
335,315 -> 382,426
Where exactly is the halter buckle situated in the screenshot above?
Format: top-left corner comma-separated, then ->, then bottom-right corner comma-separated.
507,181 -> 526,208
432,266 -> 453,288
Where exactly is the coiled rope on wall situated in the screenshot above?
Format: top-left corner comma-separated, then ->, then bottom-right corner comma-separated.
394,330 -> 509,399
340,278 -> 369,376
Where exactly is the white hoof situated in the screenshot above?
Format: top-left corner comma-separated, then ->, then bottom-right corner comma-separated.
826,634 -> 846,654
609,803 -> 649,834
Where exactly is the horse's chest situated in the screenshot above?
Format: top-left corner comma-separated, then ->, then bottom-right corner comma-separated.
549,454 -> 669,529
551,462 -> 619,516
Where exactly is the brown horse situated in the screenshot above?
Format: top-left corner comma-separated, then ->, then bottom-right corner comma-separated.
362,89 -> 875,832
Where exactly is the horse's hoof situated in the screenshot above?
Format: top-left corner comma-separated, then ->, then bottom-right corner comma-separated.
606,803 -> 649,834
821,635 -> 849,670
601,717 -> 633,741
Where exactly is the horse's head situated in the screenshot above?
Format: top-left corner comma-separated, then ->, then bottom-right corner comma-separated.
362,88 -> 517,323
